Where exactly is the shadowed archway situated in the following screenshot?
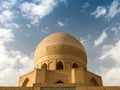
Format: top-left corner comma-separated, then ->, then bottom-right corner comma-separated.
41,63 -> 47,70
55,80 -> 64,84
22,78 -> 29,87
56,61 -> 63,70
72,63 -> 79,68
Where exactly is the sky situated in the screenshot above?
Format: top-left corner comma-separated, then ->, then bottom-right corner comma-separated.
0,0 -> 120,86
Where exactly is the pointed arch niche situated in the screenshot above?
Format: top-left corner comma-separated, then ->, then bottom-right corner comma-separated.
72,63 -> 79,68
56,61 -> 63,70
41,63 -> 47,70
22,78 -> 29,87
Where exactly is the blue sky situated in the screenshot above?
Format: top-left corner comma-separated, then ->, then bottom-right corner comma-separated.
0,0 -> 120,86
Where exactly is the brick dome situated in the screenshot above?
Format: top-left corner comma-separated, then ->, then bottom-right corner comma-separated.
34,32 -> 87,69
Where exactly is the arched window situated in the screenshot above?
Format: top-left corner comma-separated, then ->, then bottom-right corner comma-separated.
72,63 -> 79,68
90,78 -> 99,86
41,63 -> 47,70
56,61 -> 63,70
55,80 -> 64,84
22,78 -> 29,87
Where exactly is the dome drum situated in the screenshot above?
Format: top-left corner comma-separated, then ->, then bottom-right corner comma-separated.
34,53 -> 87,70
34,58 -> 86,70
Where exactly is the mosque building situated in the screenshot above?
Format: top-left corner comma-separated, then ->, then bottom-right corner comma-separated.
0,32 -> 120,90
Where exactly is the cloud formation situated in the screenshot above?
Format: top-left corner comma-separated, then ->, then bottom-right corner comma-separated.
99,24 -> 120,61
103,67 -> 120,86
99,40 -> 120,61
0,10 -> 19,28
81,23 -> 120,86
20,0 -> 65,25
0,0 -> 16,10
106,0 -> 120,19
91,6 -> 106,18
96,24 -> 120,86
0,10 -> 14,24
94,31 -> 108,46
41,26 -> 50,34
0,28 -> 33,86
58,21 -> 64,27
92,0 -> 120,20
82,2 -> 90,9
0,0 -> 19,28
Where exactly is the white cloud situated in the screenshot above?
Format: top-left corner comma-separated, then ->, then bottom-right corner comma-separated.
96,24 -> 120,86
91,6 -> 106,18
57,21 -> 64,27
99,24 -> 120,60
103,67 -> 120,86
79,35 -> 91,47
0,28 -> 14,43
0,28 -> 33,86
99,40 -> 120,62
5,22 -> 20,28
0,0 -> 20,29
83,30 -> 120,86
82,2 -> 90,9
20,0 -> 66,25
0,68 -> 19,85
0,10 -> 14,24
94,31 -> 108,46
92,0 -> 120,20
0,10 -> 19,28
79,37 -> 87,45
41,26 -> 50,34
0,0 -> 16,10
20,0 -> 59,25
106,0 -> 120,19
